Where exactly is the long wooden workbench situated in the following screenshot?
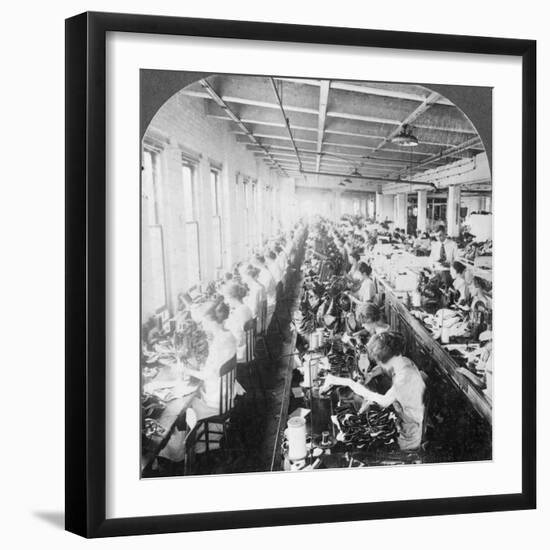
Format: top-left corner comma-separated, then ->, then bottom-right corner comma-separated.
271,283 -> 492,470
377,276 -> 492,425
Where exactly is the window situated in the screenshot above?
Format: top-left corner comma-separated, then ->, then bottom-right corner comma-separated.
182,161 -> 197,221
210,168 -> 223,269
243,178 -> 252,254
367,197 -> 375,218
182,160 -> 201,285
142,148 -> 167,311
250,180 -> 260,248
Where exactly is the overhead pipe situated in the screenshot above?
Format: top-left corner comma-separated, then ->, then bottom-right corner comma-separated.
199,79 -> 287,176
297,169 -> 437,190
269,78 -> 303,173
396,136 -> 483,178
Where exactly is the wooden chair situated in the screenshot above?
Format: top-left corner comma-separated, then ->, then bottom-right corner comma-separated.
243,317 -> 266,402
255,299 -> 272,360
195,355 -> 237,454
243,317 -> 257,364
183,422 -> 199,475
258,298 -> 267,334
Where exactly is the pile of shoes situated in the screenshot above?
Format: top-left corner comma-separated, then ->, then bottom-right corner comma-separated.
332,402 -> 399,452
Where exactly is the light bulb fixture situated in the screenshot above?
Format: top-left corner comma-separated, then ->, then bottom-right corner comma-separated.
391,124 -> 419,147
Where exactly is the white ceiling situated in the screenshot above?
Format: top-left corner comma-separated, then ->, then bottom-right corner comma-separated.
181,75 -> 487,186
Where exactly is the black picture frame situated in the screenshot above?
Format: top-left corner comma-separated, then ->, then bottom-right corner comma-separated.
65,11 -> 536,538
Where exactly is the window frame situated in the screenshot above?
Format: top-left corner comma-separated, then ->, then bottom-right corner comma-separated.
181,153 -> 202,285
210,165 -> 224,270
141,144 -> 168,313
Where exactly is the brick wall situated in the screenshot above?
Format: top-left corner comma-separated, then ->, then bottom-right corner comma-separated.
141,91 -> 296,320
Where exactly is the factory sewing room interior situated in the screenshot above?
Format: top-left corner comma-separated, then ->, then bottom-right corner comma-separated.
140,75 -> 493,477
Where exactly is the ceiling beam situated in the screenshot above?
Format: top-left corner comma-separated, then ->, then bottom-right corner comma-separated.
414,123 -> 476,135
192,84 -> 477,136
295,169 -> 437,188
326,110 -> 401,126
245,144 -> 317,155
228,120 -> 317,133
207,103 -> 477,137
198,79 -> 286,175
323,142 -> 432,156
220,95 -> 318,115
316,80 -> 330,173
272,77 -> 455,105
208,113 -> 316,132
241,135 -> 432,157
226,120 -> 474,147
235,133 -> 317,145
278,159 -> 391,171
244,144 -> 435,167
330,82 -> 454,106
393,136 -> 483,178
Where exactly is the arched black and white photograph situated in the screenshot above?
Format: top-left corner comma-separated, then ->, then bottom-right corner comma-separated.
140,72 -> 493,478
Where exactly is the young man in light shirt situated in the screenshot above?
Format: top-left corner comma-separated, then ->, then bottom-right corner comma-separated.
430,227 -> 458,286
430,227 -> 458,269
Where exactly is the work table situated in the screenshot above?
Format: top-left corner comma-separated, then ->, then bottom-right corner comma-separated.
376,275 -> 492,425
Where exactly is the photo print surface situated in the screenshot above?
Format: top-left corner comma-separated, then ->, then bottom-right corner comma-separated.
140,72 -> 493,479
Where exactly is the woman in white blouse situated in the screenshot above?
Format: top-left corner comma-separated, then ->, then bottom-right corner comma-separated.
253,254 -> 277,328
355,302 -> 389,337
266,249 -> 283,285
450,260 -> 470,304
322,331 -> 426,451
159,298 -> 237,459
275,243 -> 288,273
240,264 -> 266,324
349,261 -> 377,305
275,244 -> 288,292
347,251 -> 362,283
222,282 -> 253,364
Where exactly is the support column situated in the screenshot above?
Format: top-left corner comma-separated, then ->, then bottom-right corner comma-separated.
332,188 -> 343,220
417,190 -> 428,232
395,193 -> 408,231
368,193 -> 375,219
375,192 -> 383,222
376,193 -> 394,223
447,185 -> 462,237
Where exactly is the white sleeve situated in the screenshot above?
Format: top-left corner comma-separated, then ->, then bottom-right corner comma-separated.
429,243 -> 438,263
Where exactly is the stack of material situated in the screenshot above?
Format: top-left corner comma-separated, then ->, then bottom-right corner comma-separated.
332,402 -> 399,452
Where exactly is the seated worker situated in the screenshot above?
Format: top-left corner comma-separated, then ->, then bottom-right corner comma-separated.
354,303 -> 390,338
252,254 -> 277,328
222,282 -> 253,364
413,230 -> 431,253
321,331 -> 425,451
265,249 -> 283,286
240,264 -> 266,325
348,261 -> 376,305
430,227 -> 458,269
430,227 -> 458,287
347,250 -> 362,284
352,303 -> 391,393
159,298 -> 237,460
450,260 -> 470,305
